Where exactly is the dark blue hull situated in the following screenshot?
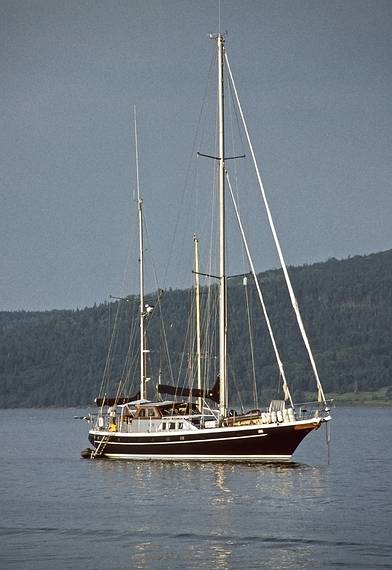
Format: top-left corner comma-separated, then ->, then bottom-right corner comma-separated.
88,421 -> 321,460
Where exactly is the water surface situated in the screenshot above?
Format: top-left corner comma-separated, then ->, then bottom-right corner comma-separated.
0,407 -> 391,569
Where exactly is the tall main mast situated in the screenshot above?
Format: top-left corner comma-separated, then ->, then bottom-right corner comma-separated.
134,107 -> 146,401
217,34 -> 228,419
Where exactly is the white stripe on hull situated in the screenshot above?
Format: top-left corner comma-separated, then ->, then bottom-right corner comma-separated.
104,453 -> 292,462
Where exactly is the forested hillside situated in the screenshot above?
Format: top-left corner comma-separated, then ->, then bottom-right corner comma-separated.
1,250 -> 392,408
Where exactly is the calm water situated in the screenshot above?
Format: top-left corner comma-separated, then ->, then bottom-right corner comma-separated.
0,407 -> 391,569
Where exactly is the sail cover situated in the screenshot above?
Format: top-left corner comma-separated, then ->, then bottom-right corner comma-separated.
157,377 -> 219,404
95,391 -> 141,407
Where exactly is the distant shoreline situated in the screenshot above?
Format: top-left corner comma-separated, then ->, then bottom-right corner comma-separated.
317,388 -> 392,407
1,395 -> 391,410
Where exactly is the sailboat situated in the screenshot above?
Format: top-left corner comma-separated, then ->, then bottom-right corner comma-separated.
83,34 -> 331,461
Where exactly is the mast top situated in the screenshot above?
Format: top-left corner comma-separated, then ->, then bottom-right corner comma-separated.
209,32 -> 225,43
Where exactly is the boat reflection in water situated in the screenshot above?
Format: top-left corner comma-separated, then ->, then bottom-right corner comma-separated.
89,459 -> 324,569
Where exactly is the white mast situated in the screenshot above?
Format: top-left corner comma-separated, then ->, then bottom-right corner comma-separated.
217,34 -> 228,419
134,107 -> 146,401
193,235 -> 202,412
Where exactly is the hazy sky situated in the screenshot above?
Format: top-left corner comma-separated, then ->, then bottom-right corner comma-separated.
1,0 -> 391,311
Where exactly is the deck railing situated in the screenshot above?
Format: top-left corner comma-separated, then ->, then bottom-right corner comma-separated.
294,399 -> 333,421
87,399 -> 332,432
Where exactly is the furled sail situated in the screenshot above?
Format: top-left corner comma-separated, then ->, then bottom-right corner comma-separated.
157,377 -> 219,404
95,391 -> 141,407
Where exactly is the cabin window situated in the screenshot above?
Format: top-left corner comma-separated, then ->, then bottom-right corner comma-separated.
147,408 -> 155,417
161,423 -> 166,430
169,422 -> 176,430
178,422 -> 183,430
139,409 -> 146,417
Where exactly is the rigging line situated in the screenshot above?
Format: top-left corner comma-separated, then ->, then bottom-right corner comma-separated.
226,171 -> 294,408
113,294 -> 139,393
244,278 -> 258,408
227,73 -> 246,152
208,165 -> 217,281
134,105 -> 141,202
205,298 -> 218,392
206,260 -> 217,382
198,114 -> 219,390
108,300 -> 111,352
158,305 -> 175,386
198,149 -> 218,391
202,276 -> 216,392
163,51 -> 216,288
116,336 -> 136,400
113,300 -> 137,401
225,51 -> 327,405
104,185 -> 140,399
227,85 -> 259,408
175,289 -> 195,390
227,351 -> 245,413
100,213 -> 138,398
196,316 -> 216,401
143,214 -> 175,385
158,315 -> 175,387
98,298 -> 123,398
189,290 -> 198,397
116,301 -> 140,397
